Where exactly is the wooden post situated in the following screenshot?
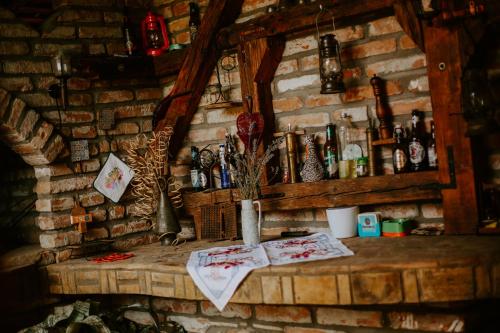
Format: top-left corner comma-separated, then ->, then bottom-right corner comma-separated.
237,36 -> 285,184
424,24 -> 478,234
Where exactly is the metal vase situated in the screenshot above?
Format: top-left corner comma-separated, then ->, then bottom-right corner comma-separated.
156,190 -> 181,245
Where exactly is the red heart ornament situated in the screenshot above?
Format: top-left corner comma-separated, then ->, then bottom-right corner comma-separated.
236,112 -> 264,150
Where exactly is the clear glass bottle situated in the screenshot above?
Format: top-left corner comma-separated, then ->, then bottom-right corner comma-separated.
427,121 -> 438,170
324,123 -> 339,179
337,112 -> 352,161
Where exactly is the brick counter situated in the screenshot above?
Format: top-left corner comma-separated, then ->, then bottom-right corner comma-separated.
43,236 -> 500,305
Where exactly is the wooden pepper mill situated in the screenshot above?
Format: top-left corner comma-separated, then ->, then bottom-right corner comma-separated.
274,124 -> 305,184
370,74 -> 393,140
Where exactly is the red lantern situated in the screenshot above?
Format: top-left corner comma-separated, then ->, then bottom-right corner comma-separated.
141,11 -> 170,56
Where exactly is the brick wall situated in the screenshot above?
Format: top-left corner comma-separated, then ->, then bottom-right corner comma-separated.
157,0 -> 443,237
0,3 -> 164,257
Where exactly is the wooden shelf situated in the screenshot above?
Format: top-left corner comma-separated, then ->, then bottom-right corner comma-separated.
182,171 -> 441,216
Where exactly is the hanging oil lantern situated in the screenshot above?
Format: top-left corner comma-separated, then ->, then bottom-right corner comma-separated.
141,11 -> 170,56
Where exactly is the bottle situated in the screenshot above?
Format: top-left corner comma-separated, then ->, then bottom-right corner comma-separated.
427,121 -> 438,170
123,6 -> 135,55
337,112 -> 352,161
189,2 -> 200,43
225,133 -> 237,187
408,110 -> 426,171
219,144 -> 231,189
190,146 -> 201,191
392,124 -> 409,174
324,123 -> 339,179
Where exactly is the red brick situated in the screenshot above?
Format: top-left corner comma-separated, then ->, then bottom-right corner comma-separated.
273,97 -> 303,113
284,35 -> 317,56
106,41 -> 126,55
316,307 -> 383,327
420,203 -> 443,219
174,31 -> 190,45
97,90 -> 134,104
80,192 -> 105,207
255,305 -> 312,323
151,298 -> 197,314
89,207 -> 107,222
159,5 -> 174,19
284,328 -> 338,333
84,227 -> 109,241
0,77 -> 33,91
72,125 -> 97,139
366,54 -> 426,76
276,59 -> 299,76
43,110 -> 94,124
78,159 -> 101,173
388,312 -> 465,332
336,25 -> 364,42
108,205 -> 126,220
3,61 -> 51,74
111,220 -> 150,237
400,35 -> 418,49
277,113 -> 329,131
0,23 -> 38,38
103,11 -> 123,24
34,163 -> 73,178
0,89 -> 10,119
343,67 -> 363,80
342,38 -> 396,61
188,127 -> 227,143
58,9 -> 102,22
68,93 -> 93,106
368,16 -> 402,36
200,301 -> 252,319
36,196 -> 74,213
299,54 -> 319,71
242,0 -> 275,13
19,110 -> 40,140
35,175 -> 95,194
89,43 -> 106,55
390,96 -> 432,116
172,2 -> 189,16
168,17 -> 189,33
304,94 -> 341,108
107,122 -> 140,135
5,98 -> 27,129
39,230 -> 81,249
99,140 -> 110,153
276,74 -> 320,93
136,88 -> 163,101
68,78 -> 92,91
42,26 -> 76,39
12,121 -> 54,155
78,26 -> 122,38
0,41 -> 30,55
33,43 -> 82,56
36,213 -> 71,230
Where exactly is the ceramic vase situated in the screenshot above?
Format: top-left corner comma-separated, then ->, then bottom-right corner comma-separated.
157,190 -> 181,245
300,134 -> 324,182
240,199 -> 262,245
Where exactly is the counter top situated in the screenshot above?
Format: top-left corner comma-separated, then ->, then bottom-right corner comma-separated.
43,236 -> 500,305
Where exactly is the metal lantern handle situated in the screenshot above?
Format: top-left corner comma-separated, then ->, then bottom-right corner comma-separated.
315,4 -> 337,42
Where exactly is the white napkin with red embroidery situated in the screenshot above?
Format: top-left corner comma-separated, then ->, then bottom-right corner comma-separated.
186,233 -> 353,311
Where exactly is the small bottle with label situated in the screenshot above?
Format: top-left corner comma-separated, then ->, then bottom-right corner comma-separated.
427,121 -> 438,170
190,146 -> 201,191
408,110 -> 426,171
324,123 -> 339,179
392,124 -> 409,174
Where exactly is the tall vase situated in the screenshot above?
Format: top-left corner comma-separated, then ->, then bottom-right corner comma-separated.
157,190 -> 181,245
240,199 -> 262,246
300,134 -> 324,182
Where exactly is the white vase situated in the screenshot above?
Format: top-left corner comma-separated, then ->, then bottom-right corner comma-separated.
240,199 -> 262,245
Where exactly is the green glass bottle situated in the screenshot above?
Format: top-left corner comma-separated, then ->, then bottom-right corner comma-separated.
324,123 -> 339,179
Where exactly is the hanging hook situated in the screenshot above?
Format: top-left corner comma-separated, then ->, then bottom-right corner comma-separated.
315,4 -> 337,42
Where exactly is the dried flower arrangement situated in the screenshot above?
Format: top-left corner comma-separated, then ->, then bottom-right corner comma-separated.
233,134 -> 284,200
126,127 -> 182,225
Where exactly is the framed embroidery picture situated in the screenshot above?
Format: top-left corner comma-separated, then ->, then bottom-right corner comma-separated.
94,153 -> 134,203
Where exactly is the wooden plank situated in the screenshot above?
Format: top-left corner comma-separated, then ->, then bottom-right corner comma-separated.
154,0 -> 244,159
183,171 -> 441,214
152,48 -> 189,77
393,0 -> 425,52
237,36 -> 285,184
424,25 -> 479,234
217,0 -> 395,49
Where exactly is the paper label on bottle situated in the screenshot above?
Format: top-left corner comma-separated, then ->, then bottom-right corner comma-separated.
409,142 -> 425,164
324,151 -> 338,177
393,149 -> 407,170
428,147 -> 437,167
191,170 -> 200,188
199,172 -> 208,188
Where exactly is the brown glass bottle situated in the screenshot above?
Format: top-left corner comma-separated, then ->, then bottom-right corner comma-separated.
408,110 -> 426,171
392,124 -> 409,174
324,123 -> 339,179
427,121 -> 438,170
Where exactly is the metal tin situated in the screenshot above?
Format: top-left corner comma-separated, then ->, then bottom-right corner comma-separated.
382,218 -> 412,237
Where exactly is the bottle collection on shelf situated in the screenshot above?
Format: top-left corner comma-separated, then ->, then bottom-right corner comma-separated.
189,110 -> 438,191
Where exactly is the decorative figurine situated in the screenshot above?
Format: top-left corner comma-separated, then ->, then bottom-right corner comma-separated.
300,135 -> 324,182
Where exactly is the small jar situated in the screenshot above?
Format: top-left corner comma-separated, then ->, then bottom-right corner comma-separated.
356,157 -> 368,177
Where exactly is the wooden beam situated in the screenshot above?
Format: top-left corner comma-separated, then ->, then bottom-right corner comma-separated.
182,171 -> 441,215
237,36 -> 285,184
393,0 -> 425,52
218,0 -> 395,49
154,0 -> 244,158
424,24 -> 479,234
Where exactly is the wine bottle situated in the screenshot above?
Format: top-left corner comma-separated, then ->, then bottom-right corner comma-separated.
392,124 -> 409,174
408,110 -> 426,172
324,123 -> 339,179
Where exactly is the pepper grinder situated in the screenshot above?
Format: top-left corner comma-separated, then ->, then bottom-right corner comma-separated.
370,74 -> 393,140
274,124 -> 305,184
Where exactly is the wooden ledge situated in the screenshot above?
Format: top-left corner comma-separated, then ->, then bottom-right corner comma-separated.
43,236 -> 500,305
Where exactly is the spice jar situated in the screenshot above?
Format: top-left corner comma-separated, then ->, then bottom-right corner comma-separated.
356,157 -> 368,177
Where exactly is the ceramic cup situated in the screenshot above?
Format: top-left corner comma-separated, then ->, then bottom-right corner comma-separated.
326,206 -> 359,238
